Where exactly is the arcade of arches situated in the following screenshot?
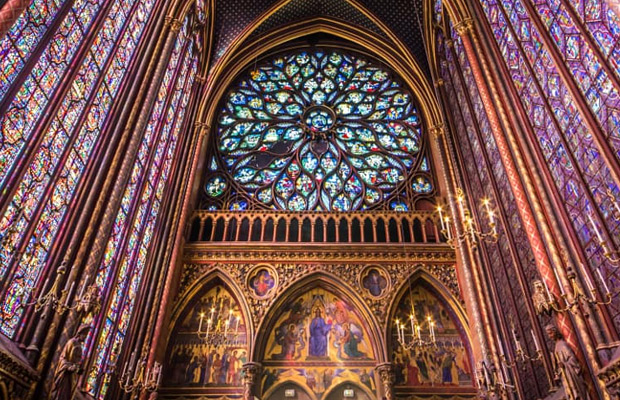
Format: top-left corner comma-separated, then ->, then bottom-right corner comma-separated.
0,1 -> 619,400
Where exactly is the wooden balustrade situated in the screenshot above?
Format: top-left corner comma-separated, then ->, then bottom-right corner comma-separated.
187,211 -> 445,244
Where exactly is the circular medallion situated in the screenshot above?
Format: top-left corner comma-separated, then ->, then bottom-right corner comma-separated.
303,105 -> 336,134
359,266 -> 391,299
246,265 -> 278,299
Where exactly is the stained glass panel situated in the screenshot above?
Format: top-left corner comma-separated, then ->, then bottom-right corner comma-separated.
0,0 -> 158,336
214,49 -> 431,211
86,40 -> 197,398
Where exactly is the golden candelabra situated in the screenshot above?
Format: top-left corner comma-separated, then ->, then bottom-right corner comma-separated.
436,189 -> 498,249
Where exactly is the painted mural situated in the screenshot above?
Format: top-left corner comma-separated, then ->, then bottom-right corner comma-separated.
164,284 -> 247,387
261,287 -> 376,399
391,284 -> 473,387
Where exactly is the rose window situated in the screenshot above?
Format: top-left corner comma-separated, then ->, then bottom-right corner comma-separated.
209,49 -> 433,211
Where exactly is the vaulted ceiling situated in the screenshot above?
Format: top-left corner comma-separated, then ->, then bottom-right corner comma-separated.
209,0 -> 430,77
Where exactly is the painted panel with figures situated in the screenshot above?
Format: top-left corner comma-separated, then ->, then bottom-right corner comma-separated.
391,284 -> 474,388
164,283 -> 248,387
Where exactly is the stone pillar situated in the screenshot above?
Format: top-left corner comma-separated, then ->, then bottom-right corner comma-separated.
242,362 -> 262,400
375,363 -> 395,400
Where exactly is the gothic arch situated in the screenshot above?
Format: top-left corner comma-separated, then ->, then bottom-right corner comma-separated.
323,381 -> 375,400
166,268 -> 254,346
195,17 -> 443,134
263,380 -> 317,400
253,271 -> 385,363
385,265 -> 471,353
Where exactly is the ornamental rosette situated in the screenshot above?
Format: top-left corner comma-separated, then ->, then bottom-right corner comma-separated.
209,49 -> 433,211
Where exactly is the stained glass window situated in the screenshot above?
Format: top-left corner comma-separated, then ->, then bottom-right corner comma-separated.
84,23 -> 198,398
471,0 -> 620,325
208,49 -> 435,212
0,0 -> 158,336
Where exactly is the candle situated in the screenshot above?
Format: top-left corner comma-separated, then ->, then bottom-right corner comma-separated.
39,277 -> 50,301
157,363 -> 162,385
409,314 -> 415,335
502,363 -> 509,385
416,324 -> 421,342
597,268 -> 610,295
588,214 -> 604,243
483,363 -> 490,384
531,329 -> 540,353
79,274 -> 89,298
551,266 -> 565,296
581,264 -> 595,293
198,312 -> 204,332
234,316 -> 240,334
496,333 -> 504,357
400,323 -> 405,342
511,329 -> 521,352
437,206 -> 446,231
444,217 -> 452,240
64,282 -> 75,307
543,279 -> 553,302
206,319 -> 212,341
210,306 -> 216,320
122,360 -> 128,377
224,319 -> 230,337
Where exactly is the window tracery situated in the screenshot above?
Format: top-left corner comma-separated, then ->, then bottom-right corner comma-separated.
204,49 -> 436,212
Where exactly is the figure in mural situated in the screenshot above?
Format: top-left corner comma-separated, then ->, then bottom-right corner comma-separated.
50,324 -> 91,400
274,324 -> 300,360
339,322 -> 366,359
362,269 -> 387,297
545,324 -> 591,400
392,285 -> 472,387
441,351 -> 456,384
250,269 -> 276,297
309,307 -> 332,357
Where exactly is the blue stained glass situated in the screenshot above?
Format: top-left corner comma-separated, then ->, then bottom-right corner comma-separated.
216,50 -> 427,211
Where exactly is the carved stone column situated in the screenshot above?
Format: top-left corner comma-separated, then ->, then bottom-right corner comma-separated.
242,362 -> 262,400
375,363 -> 395,400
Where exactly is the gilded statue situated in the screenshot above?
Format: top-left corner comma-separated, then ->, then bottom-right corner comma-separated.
49,324 -> 91,400
545,324 -> 590,400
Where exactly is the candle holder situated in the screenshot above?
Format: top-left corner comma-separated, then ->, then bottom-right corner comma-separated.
436,189 -> 499,250
119,354 -> 162,397
196,306 -> 243,347
587,206 -> 620,264
477,360 -> 514,398
29,263 -> 100,316
394,315 -> 437,351
531,265 -> 612,317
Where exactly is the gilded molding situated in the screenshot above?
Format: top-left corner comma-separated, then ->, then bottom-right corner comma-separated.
453,18 -> 474,37
165,16 -> 183,32
430,124 -> 445,139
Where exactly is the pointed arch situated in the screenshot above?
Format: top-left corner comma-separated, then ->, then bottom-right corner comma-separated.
195,17 -> 443,134
385,265 -> 470,351
253,271 -> 385,363
165,267 -> 254,346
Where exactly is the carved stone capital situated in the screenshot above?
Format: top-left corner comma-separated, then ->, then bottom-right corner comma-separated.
434,78 -> 445,87
242,362 -> 262,400
430,124 -> 445,139
376,363 -> 395,400
453,18 -> 474,37
165,16 -> 183,32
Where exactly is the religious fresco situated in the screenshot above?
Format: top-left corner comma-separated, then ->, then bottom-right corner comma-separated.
247,266 -> 278,299
164,284 -> 247,387
391,285 -> 473,387
261,287 -> 376,399
360,266 -> 390,298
